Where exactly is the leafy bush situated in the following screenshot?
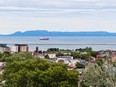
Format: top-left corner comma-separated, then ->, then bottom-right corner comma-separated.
76,62 -> 85,68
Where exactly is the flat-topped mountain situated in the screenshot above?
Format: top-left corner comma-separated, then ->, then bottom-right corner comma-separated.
1,30 -> 116,36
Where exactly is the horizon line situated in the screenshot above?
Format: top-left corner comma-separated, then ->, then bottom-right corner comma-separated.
1,30 -> 116,35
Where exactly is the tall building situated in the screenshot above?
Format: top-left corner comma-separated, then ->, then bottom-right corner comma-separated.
11,44 -> 28,53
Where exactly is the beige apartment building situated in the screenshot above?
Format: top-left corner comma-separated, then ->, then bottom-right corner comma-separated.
11,44 -> 28,53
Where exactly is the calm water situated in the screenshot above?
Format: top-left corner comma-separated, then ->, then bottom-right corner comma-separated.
0,36 -> 116,51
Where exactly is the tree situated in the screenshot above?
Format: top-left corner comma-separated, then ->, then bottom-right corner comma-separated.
3,59 -> 79,87
85,47 -> 92,52
81,53 -> 91,61
71,52 -> 91,61
76,62 -> 85,68
75,47 -> 92,52
96,59 -> 104,66
71,52 -> 81,59
56,52 -> 64,57
80,62 -> 116,87
75,48 -> 85,52
19,52 -> 33,60
90,51 -> 99,57
47,48 -> 59,52
0,52 -> 33,62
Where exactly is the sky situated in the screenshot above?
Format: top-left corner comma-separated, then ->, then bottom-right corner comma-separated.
0,0 -> 116,34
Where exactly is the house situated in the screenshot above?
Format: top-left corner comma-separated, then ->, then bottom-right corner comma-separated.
80,52 -> 87,54
67,64 -> 76,70
57,56 -> 73,60
45,53 -> 56,59
0,44 -> 10,53
63,52 -> 71,56
111,51 -> 116,56
56,56 -> 73,64
98,50 -> 116,58
37,54 -> 45,58
111,56 -> 116,62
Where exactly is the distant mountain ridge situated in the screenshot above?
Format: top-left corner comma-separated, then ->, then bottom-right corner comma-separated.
1,30 -> 116,36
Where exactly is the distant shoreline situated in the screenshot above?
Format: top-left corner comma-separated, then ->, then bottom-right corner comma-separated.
3,43 -> 116,45
0,30 -> 116,36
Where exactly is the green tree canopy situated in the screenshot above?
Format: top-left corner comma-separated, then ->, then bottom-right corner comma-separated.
0,52 -> 33,62
3,59 -> 79,87
80,62 -> 116,87
71,52 -> 91,61
75,62 -> 85,68
75,47 -> 92,52
47,48 -> 59,52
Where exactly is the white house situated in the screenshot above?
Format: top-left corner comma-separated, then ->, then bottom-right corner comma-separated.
38,54 -> 45,59
47,53 -> 56,58
56,56 -> 73,64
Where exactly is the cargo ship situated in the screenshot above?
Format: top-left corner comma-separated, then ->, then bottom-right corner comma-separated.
40,37 -> 49,40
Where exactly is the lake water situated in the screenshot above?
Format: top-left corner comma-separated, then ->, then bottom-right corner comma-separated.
0,36 -> 116,51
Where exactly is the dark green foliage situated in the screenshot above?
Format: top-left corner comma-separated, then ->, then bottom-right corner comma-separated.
76,62 -> 85,68
71,52 -> 91,61
3,51 -> 11,55
81,53 -> 91,61
59,49 -> 72,52
47,48 -> 59,52
71,52 -> 81,58
56,52 -> 64,57
90,51 -> 99,57
0,52 -> 4,58
75,47 -> 92,52
84,47 -> 92,52
0,52 -> 33,62
96,59 -> 104,66
3,59 -> 79,87
19,52 -> 33,59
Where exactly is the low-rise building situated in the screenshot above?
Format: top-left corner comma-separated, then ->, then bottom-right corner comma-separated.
56,56 -> 73,64
111,56 -> 116,62
0,44 -> 10,53
37,54 -> 45,58
47,53 -> 56,58
98,50 -> 116,58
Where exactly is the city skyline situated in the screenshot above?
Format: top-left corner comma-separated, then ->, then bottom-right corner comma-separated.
0,0 -> 116,34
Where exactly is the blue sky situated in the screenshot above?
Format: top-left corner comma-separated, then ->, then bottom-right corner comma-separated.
0,0 -> 116,34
